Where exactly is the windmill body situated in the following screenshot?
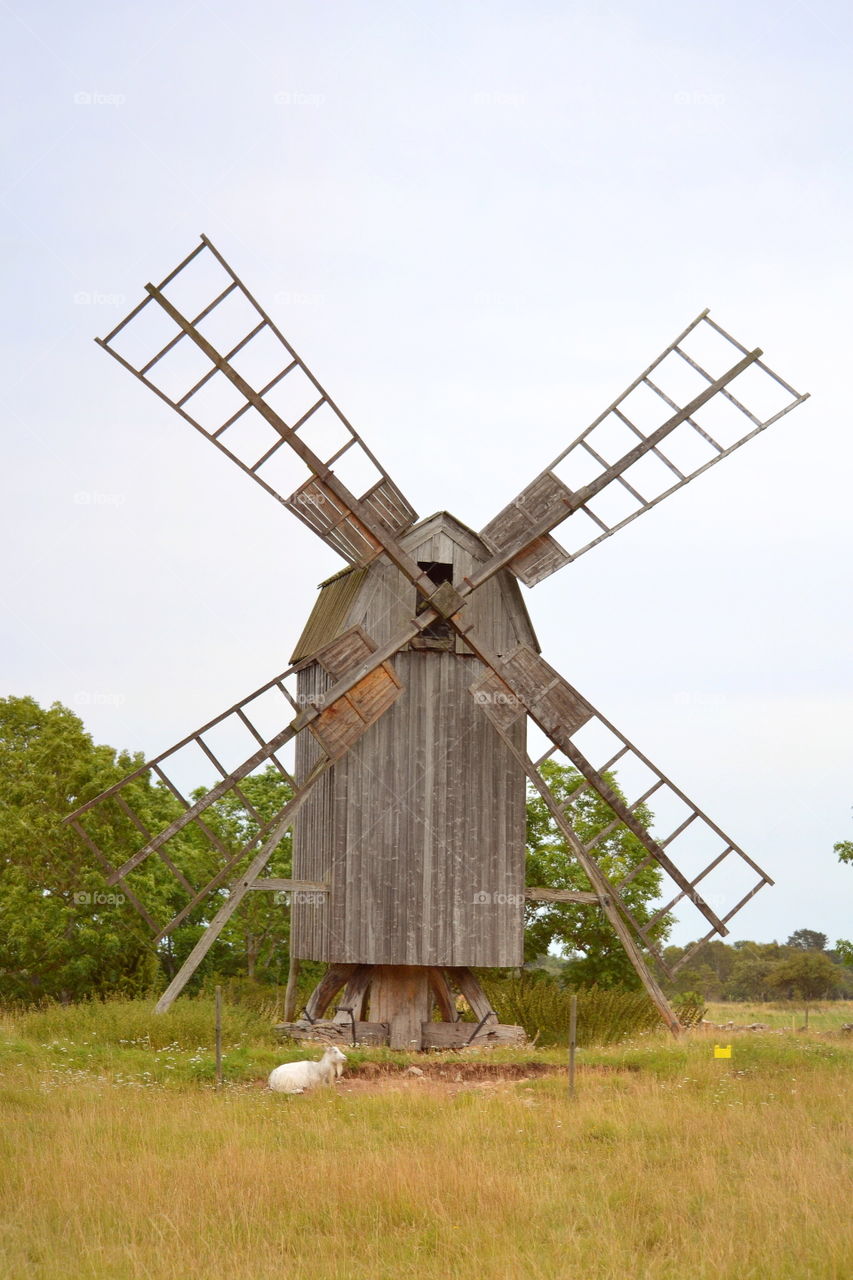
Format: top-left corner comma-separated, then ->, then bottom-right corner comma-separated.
64,235 -> 810,1048
290,512 -> 535,972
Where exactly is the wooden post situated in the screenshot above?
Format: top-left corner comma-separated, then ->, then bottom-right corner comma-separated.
284,955 -> 301,1022
568,993 -> 577,1098
215,985 -> 223,1091
370,966 -> 431,1050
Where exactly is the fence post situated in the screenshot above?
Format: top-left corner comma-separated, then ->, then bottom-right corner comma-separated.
568,993 -> 577,1098
215,985 -> 223,1091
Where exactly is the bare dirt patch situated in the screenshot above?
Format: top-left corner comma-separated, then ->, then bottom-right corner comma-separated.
333,1059 -> 639,1096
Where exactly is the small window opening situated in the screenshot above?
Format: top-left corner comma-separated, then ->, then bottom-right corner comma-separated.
415,561 -> 454,646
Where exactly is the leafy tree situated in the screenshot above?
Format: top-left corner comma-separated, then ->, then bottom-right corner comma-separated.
786,929 -> 828,951
0,696 -> 161,1002
766,951 -> 840,1001
0,697 -> 297,1004
836,842 -> 853,865
525,760 -> 668,987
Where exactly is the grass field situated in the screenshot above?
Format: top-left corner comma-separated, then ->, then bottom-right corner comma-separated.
1,999 -> 851,1280
703,1000 -> 853,1030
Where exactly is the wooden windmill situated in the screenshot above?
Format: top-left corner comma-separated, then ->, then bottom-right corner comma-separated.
66,235 -> 808,1047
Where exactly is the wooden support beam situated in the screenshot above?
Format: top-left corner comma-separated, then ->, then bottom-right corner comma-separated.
283,956 -> 300,1022
526,887 -> 600,904
429,968 -> 457,1022
247,879 -> 328,893
334,966 -> 374,1024
370,966 -> 431,1050
445,967 -> 494,1021
304,964 -> 356,1021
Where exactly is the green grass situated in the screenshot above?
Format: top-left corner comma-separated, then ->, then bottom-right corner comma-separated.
1,997 -> 851,1279
704,999 -> 853,1030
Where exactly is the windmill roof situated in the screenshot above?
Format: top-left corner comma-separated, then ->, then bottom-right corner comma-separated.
290,565 -> 369,663
290,510 -> 539,664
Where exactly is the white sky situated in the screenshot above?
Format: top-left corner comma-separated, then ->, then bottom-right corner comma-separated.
2,0 -> 851,948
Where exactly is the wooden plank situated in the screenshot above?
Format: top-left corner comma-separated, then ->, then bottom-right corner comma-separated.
247,878 -> 328,892
276,1020 -> 390,1046
421,1022 -> 527,1048
509,535 -> 571,588
315,626 -> 377,679
309,664 -> 402,759
347,663 -> 401,721
526,887 -> 600,904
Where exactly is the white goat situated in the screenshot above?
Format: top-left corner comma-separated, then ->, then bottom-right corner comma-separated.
268,1045 -> 347,1094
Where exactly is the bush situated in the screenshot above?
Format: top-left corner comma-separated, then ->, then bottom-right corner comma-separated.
481,971 -> 704,1046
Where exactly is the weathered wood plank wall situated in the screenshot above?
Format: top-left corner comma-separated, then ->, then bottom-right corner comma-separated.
291,513 -> 537,968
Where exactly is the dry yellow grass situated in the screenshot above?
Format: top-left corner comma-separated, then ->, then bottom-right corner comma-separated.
704,999 -> 853,1031
1,1019 -> 851,1280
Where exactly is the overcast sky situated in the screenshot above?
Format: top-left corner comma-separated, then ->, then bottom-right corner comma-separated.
2,0 -> 851,949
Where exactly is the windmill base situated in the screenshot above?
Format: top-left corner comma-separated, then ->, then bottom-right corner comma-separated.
277,963 -> 526,1051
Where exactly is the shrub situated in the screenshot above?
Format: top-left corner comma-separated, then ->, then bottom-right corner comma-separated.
481,971 -> 704,1046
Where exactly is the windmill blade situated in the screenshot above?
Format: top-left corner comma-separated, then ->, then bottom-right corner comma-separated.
65,628 -> 403,958
469,644 -> 773,945
96,235 -> 417,566
477,311 -> 809,587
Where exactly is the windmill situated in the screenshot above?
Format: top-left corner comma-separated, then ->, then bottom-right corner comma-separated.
65,235 -> 808,1048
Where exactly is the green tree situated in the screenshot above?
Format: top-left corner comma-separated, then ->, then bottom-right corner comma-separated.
525,761 -> 668,987
786,929 -> 828,951
0,696 -> 162,1002
834,839 -> 853,866
0,698 -> 297,1004
766,951 -> 840,1001
834,829 -> 853,963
